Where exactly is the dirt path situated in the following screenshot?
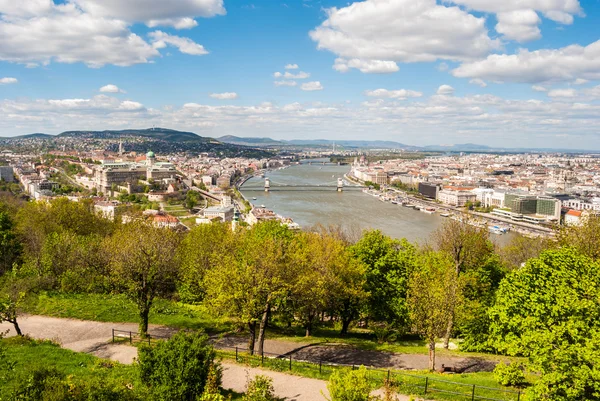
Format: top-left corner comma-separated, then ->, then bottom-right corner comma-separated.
1,316 -> 419,401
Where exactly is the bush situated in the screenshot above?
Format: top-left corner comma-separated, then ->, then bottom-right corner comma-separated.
138,331 -> 218,401
327,366 -> 374,401
493,362 -> 527,387
242,375 -> 278,401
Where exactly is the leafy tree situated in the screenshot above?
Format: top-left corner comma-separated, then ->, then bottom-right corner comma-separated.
204,221 -> 293,354
0,272 -> 38,336
106,222 -> 180,337
329,252 -> 368,336
138,331 -> 218,401
186,191 -> 199,210
489,248 -> 600,400
433,219 -> 493,348
557,214 -> 600,260
407,251 -> 462,371
326,366 -> 373,401
178,223 -> 236,303
0,211 -> 21,276
350,230 -> 416,330
499,234 -> 553,270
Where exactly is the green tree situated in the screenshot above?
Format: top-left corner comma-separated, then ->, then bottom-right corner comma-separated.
499,234 -> 552,270
326,366 -> 373,401
107,222 -> 180,337
489,248 -> 600,400
138,331 -> 218,401
329,252 -> 368,336
350,230 -> 416,330
433,219 -> 493,348
0,211 -> 21,276
242,376 -> 277,401
407,251 -> 462,371
0,272 -> 37,336
186,191 -> 199,210
557,214 -> 600,260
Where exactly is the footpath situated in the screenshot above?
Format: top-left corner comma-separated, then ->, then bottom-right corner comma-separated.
1,315 -> 419,401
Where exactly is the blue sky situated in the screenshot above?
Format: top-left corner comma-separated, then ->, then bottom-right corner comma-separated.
1,0 -> 600,149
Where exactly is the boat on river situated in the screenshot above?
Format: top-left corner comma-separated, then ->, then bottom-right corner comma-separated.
421,208 -> 436,214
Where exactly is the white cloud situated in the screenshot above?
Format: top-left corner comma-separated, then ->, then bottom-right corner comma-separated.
333,58 -> 399,74
532,85 -> 548,92
495,10 -> 541,42
301,81 -> 323,91
285,64 -> 299,70
147,17 -> 198,29
447,0 -> 583,41
452,40 -> 600,84
310,0 -> 499,74
548,88 -> 577,98
99,84 -> 125,93
469,78 -> 487,87
70,0 -> 226,23
437,62 -> 449,72
364,89 -> 422,99
273,71 -> 310,79
437,85 -> 455,95
149,31 -> 208,55
209,92 -> 238,100
274,80 -> 297,87
574,78 -> 589,85
0,5 -> 159,67
0,77 -> 18,85
118,100 -> 144,110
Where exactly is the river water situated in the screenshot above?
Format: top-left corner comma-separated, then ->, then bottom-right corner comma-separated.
240,159 -> 515,246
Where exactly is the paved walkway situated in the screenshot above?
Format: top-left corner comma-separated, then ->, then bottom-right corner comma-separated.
1,315 -> 419,400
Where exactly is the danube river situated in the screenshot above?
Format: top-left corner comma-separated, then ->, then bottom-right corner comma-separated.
240,159 -> 515,245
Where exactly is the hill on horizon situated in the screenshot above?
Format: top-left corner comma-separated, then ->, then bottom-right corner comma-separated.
58,128 -> 209,143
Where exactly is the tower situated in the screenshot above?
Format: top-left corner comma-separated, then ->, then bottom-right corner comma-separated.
264,177 -> 270,192
146,151 -> 156,166
119,140 -> 123,155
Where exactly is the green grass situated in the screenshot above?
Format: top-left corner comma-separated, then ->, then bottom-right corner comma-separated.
0,336 -> 243,400
219,349 -> 525,401
24,292 -> 232,334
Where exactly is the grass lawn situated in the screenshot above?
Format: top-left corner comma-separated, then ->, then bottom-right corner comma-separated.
0,336 -> 243,400
24,292 -> 232,334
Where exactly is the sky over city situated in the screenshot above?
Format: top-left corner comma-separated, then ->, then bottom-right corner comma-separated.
1,0 -> 600,149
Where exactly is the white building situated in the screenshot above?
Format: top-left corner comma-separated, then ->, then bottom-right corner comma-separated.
437,190 -> 477,207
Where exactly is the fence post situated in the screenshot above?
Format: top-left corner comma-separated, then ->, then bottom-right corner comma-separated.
424,377 -> 429,394
517,391 -> 521,401
289,355 -> 292,371
261,351 -> 264,366
387,370 -> 390,382
235,347 -> 238,362
471,384 -> 476,401
111,329 -> 114,343
148,337 -> 151,346
129,331 -> 132,345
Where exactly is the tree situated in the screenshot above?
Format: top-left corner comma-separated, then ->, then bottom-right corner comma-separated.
499,234 -> 553,270
489,248 -> 600,400
329,252 -> 368,336
242,376 -> 277,401
0,211 -> 21,276
350,230 -> 416,330
107,222 -> 180,337
204,221 -> 293,355
407,251 -> 462,371
433,219 -> 493,348
0,272 -> 37,336
185,191 -> 199,210
557,214 -> 600,260
138,331 -> 218,401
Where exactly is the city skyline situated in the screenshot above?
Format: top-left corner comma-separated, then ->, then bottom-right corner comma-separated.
1,0 -> 600,149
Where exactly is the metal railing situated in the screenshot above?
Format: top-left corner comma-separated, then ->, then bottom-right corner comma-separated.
111,328 -> 170,346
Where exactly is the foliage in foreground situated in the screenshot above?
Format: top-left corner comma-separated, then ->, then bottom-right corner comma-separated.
327,366 -> 374,401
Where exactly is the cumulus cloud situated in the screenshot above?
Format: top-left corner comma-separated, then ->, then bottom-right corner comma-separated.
548,88 -> 577,98
301,81 -> 323,91
285,64 -> 299,70
0,1 -> 218,67
274,80 -> 297,87
364,89 -> 422,99
447,0 -> 582,41
149,31 -> 208,55
532,85 -> 548,92
70,0 -> 225,24
99,84 -> 125,93
0,77 -> 18,85
333,58 -> 399,74
273,71 -> 310,79
209,92 -> 238,100
452,40 -> 600,84
147,17 -> 198,29
469,78 -> 487,87
437,85 -> 455,95
574,78 -> 589,85
310,0 -> 499,74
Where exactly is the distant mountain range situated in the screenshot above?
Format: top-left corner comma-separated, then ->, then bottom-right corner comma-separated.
2,130 -> 595,154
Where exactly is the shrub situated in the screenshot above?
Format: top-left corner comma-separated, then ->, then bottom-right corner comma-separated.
242,375 -> 278,401
493,361 -> 527,387
327,366 -> 374,401
138,331 -> 218,401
